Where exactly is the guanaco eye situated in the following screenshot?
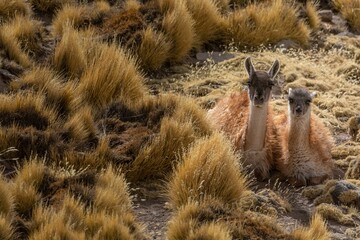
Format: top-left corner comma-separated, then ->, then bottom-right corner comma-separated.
247,81 -> 252,86
305,100 -> 311,105
289,98 -> 294,103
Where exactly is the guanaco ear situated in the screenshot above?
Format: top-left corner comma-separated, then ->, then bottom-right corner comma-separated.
244,57 -> 255,77
310,91 -> 317,99
288,88 -> 293,95
268,59 -> 280,79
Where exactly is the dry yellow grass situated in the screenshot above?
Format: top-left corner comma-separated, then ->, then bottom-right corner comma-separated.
226,0 -> 310,46
0,0 -> 31,24
14,160 -> 46,190
77,43 -> 148,111
292,213 -> 330,240
0,216 -> 14,240
29,0 -> 75,12
0,177 -> 13,218
315,203 -> 356,225
0,92 -> 57,130
63,106 -> 97,143
332,0 -> 360,33
305,1 -> 321,30
2,15 -> 44,56
0,25 -> 31,67
10,67 -> 75,116
168,132 -> 247,209
159,0 -> 195,61
54,25 -> 86,78
188,222 -> 232,240
137,26 -> 171,70
183,0 -> 226,48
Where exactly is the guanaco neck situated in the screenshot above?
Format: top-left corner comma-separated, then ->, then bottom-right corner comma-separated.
244,101 -> 269,151
288,108 -> 311,149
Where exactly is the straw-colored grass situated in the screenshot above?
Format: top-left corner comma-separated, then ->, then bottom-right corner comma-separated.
0,177 -> 13,218
159,0 -> 195,61
0,216 -> 14,240
0,0 -> 31,24
76,42 -> 147,111
226,0 -> 310,46
305,1 -> 321,30
332,0 -> 360,33
29,0 -> 75,13
292,213 -> 330,240
54,26 -> 87,78
168,133 -> 247,209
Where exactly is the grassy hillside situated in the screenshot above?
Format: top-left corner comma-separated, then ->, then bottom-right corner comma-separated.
0,0 -> 359,239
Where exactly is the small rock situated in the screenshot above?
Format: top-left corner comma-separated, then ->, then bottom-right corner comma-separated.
318,10 -> 333,23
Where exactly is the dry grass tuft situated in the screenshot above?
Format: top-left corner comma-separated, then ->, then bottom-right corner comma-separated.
14,159 -> 46,190
11,67 -> 75,116
183,0 -> 226,48
345,157 -> 360,179
305,1 -> 321,30
159,0 -> 195,61
63,106 -> 97,144
0,92 -> 57,130
0,25 -> 31,67
226,0 -> 310,46
53,2 -> 110,36
0,216 -> 14,240
11,181 -> 40,218
77,43 -> 148,111
332,0 -> 360,33
168,132 -> 247,209
29,0 -> 75,13
137,26 -> 171,70
0,0 -> 31,24
94,166 -> 132,215
291,213 -> 330,240
2,15 -> 45,56
0,177 -> 13,218
54,25 -> 86,78
188,222 -> 232,240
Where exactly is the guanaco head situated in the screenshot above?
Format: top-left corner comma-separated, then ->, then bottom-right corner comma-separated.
244,57 -> 280,107
288,88 -> 316,117
348,116 -> 360,141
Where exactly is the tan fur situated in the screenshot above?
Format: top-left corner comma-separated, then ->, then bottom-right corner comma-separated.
207,91 -> 282,179
276,112 -> 334,186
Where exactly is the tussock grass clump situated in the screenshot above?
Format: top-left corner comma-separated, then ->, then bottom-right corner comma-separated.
11,67 -> 75,116
2,16 -> 45,56
137,26 -> 171,70
292,213 -> 330,240
0,177 -> 13,218
315,203 -> 356,225
29,0 -> 75,13
0,25 -> 31,67
332,0 -> 360,33
168,133 -> 247,209
53,2 -> 111,36
14,160 -> 46,190
183,0 -> 226,48
159,0 -> 195,61
305,1 -> 321,30
54,26 -> 86,78
0,216 -> 14,240
77,43 -> 147,111
227,0 -> 310,46
0,93 -> 57,130
0,0 -> 31,24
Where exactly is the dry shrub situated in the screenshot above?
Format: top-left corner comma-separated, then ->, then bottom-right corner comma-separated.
10,67 -> 75,116
0,92 -> 57,130
54,26 -> 86,78
159,0 -> 195,61
305,1 -> 321,30
332,0 -> 360,33
53,2 -> 110,36
291,213 -> 330,240
77,43 -> 147,111
0,0 -> 31,24
226,0 -> 310,46
183,0 -> 226,48
168,133 -> 247,209
29,0 -> 75,13
0,25 -> 31,67
315,203 -> 356,225
137,26 -> 171,70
